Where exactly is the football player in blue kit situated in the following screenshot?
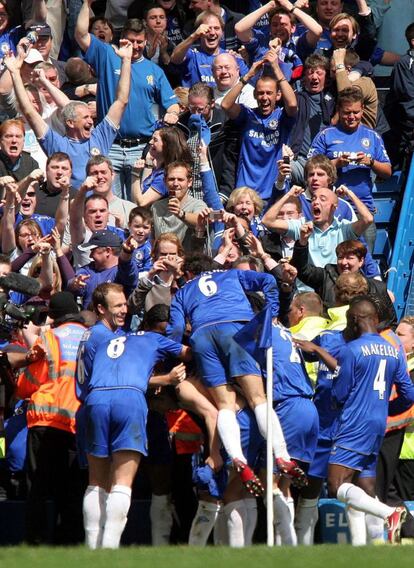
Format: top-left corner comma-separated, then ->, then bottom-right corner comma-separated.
168,254 -> 307,496
80,326 -> 190,549
76,283 -> 127,549
294,326 -> 347,545
221,46 -> 297,201
268,323 -> 319,545
325,297 -> 414,544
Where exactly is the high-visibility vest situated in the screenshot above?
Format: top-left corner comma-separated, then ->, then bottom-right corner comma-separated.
382,330 -> 414,433
290,316 -> 329,385
16,322 -> 86,434
166,409 -> 203,455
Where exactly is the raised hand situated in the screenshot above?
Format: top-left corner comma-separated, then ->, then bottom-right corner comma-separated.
113,39 -> 133,60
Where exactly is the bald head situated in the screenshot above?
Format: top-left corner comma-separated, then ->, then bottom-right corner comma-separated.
311,187 -> 338,227
212,53 -> 239,90
346,295 -> 379,337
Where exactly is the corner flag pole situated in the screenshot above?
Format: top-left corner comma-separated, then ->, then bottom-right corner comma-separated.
266,344 -> 274,546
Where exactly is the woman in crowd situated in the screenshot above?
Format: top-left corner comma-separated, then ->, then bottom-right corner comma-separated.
132,126 -> 192,207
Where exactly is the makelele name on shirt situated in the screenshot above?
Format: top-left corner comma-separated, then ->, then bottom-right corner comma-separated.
360,342 -> 399,359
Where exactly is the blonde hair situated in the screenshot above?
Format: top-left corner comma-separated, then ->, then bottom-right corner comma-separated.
226,187 -> 264,216
28,255 -> 62,296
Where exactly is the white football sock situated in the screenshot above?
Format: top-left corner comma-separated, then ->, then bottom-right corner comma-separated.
346,506 -> 367,546
366,498 -> 385,544
189,501 -> 221,546
102,485 -> 131,549
254,403 -> 290,460
273,490 -> 297,546
214,507 -> 229,545
337,483 -> 394,519
217,409 -> 246,462
243,498 -> 258,545
83,485 -> 107,549
224,499 -> 247,548
150,493 -> 173,546
295,496 -> 319,545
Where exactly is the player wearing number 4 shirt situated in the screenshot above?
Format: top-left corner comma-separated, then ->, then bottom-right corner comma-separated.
323,297 -> 414,544
167,254 -> 308,495
81,330 -> 190,549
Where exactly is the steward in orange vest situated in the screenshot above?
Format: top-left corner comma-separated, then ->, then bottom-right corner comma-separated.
16,292 -> 86,545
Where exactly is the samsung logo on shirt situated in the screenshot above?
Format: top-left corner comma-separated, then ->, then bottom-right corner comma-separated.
248,130 -> 280,146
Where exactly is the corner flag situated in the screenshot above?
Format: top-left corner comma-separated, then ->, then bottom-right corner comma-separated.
234,305 -> 273,367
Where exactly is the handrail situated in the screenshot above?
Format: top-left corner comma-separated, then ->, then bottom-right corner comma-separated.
388,157 -> 414,319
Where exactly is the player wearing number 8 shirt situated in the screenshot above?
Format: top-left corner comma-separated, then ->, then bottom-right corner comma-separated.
326,296 -> 414,543
82,331 -> 190,549
167,254 -> 307,495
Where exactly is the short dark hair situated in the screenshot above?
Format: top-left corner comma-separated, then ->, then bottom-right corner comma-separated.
46,151 -> 72,169
142,304 -> 170,330
0,253 -> 11,266
128,206 -> 153,225
84,194 -> 109,210
336,239 -> 367,261
89,16 -> 114,35
337,86 -> 364,108
406,22 -> 414,45
184,254 -> 215,275
349,294 -> 379,316
269,7 -> 295,25
122,18 -> 146,37
304,53 -> 330,74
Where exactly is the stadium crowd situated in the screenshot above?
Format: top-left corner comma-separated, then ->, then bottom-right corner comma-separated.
0,0 -> 414,550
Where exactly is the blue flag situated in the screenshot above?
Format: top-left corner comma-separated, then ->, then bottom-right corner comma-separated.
234,306 -> 272,367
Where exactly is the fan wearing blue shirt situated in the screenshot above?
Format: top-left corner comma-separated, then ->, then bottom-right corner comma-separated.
234,0 -> 324,79
75,4 -> 180,201
326,297 -> 414,544
171,10 -> 248,88
222,47 -> 297,201
6,40 -> 133,191
309,87 -> 391,251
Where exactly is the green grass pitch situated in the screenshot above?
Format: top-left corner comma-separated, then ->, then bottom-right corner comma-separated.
1,545 -> 414,568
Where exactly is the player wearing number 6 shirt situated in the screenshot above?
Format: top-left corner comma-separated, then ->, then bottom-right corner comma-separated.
326,296 -> 414,544
81,331 -> 190,549
167,254 -> 307,496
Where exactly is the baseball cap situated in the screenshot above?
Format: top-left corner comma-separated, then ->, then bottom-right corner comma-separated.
78,230 -> 123,251
24,48 -> 44,65
28,23 -> 52,37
